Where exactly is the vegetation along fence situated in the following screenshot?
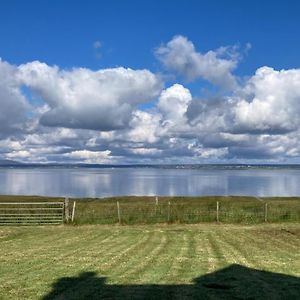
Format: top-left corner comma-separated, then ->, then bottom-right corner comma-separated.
71,196 -> 300,225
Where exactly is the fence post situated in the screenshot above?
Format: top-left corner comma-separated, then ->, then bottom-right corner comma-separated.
167,201 -> 171,223
71,201 -> 76,222
64,197 -> 70,223
216,201 -> 219,223
264,203 -> 268,222
117,201 -> 121,224
155,196 -> 158,215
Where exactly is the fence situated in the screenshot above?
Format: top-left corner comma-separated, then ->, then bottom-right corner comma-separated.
73,199 -> 300,225
113,201 -> 270,224
1,197 -> 299,225
0,201 -> 64,225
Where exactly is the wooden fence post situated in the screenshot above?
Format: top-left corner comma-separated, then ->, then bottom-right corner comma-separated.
264,203 -> 268,222
71,201 -> 76,222
167,201 -> 171,223
155,196 -> 158,215
64,197 -> 70,223
117,201 -> 121,224
216,201 -> 219,223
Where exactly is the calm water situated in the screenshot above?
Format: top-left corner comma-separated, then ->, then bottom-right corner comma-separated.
0,167 -> 300,197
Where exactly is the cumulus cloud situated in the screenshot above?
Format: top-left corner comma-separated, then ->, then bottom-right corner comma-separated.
0,59 -> 29,138
183,66 -> 300,138
2,36 -> 300,164
233,67 -> 300,134
158,83 -> 192,124
155,35 -> 239,88
186,96 -> 230,134
17,61 -> 162,131
126,110 -> 162,143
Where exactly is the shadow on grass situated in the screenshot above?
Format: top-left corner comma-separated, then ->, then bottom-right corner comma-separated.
42,264 -> 300,300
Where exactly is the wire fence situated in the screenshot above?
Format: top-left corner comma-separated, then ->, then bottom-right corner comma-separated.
72,200 -> 300,225
1,197 -> 299,225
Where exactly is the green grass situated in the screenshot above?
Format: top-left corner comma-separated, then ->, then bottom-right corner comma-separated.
0,223 -> 299,299
1,195 -> 300,225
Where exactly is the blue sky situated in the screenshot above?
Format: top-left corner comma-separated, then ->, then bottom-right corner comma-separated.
2,0 -> 300,72
1,0 -> 300,163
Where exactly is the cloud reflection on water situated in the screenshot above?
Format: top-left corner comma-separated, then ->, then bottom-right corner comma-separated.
0,167 -> 299,197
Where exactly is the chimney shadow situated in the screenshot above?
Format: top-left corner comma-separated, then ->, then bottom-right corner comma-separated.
42,264 -> 300,300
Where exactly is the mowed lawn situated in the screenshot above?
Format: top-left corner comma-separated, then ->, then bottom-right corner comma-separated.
0,224 -> 299,299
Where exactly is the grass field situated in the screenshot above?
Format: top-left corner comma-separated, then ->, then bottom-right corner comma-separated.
0,223 -> 299,299
1,195 -> 300,225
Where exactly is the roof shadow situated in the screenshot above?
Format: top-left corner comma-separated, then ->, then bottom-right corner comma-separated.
42,264 -> 300,300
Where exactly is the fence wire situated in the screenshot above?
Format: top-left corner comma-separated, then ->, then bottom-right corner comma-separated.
72,201 -> 300,225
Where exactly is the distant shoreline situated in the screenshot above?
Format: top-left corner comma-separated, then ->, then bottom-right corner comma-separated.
1,163 -> 300,170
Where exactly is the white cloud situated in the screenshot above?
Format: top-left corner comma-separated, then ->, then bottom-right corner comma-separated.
17,61 -> 163,131
193,147 -> 228,159
0,59 -> 29,138
129,148 -> 162,156
63,150 -> 112,163
126,110 -> 161,143
156,35 -> 238,88
2,37 -> 300,164
233,67 -> 300,133
158,83 -> 192,124
6,150 -> 31,159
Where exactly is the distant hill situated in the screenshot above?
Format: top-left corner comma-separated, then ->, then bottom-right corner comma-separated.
0,159 -> 22,166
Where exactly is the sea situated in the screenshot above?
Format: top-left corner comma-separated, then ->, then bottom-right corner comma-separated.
0,164 -> 300,198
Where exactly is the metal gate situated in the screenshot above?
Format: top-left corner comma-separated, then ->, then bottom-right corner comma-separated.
0,202 -> 64,225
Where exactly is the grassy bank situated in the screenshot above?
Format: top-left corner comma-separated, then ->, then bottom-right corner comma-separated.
1,195 -> 300,225
0,223 -> 299,299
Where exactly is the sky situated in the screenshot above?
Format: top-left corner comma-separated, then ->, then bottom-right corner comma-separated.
1,0 -> 300,164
